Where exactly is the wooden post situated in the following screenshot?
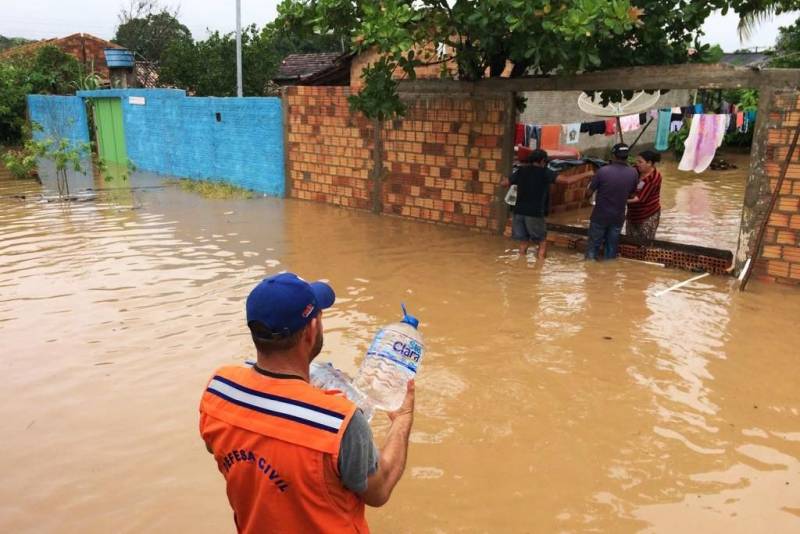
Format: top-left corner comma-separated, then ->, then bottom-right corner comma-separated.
281,87 -> 292,199
371,117 -> 384,214
733,85 -> 778,273
493,91 -> 517,234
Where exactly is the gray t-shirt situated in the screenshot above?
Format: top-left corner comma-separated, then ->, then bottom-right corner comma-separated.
338,409 -> 379,493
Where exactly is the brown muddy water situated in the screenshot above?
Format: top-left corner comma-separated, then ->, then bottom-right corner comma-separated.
550,150 -> 750,252
1,161 -> 799,533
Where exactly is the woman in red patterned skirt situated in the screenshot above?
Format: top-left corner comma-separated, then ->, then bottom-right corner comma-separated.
626,150 -> 662,244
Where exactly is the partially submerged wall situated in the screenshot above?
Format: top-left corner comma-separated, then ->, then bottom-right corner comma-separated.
77,89 -> 286,196
748,90 -> 800,285
284,86 -> 374,209
285,86 -> 510,230
27,95 -> 90,147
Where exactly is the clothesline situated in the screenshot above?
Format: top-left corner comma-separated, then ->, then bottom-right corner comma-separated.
516,102 -> 757,151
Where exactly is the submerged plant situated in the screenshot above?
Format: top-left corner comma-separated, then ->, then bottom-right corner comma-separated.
166,178 -> 254,199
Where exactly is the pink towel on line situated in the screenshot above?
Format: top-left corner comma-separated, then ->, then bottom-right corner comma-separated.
678,114 -> 727,173
620,114 -> 641,133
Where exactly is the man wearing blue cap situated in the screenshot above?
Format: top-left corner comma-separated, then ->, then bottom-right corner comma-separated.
198,272 -> 415,533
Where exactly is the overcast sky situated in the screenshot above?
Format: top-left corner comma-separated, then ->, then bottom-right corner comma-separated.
0,0 -> 796,53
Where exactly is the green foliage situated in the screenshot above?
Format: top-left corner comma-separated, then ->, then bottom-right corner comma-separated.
165,178 -> 255,199
770,16 -> 800,68
113,3 -> 192,64
349,57 -> 407,120
668,121 -> 690,158
733,0 -> 798,41
0,45 -> 81,143
277,0 -> 776,120
0,35 -> 32,52
159,25 -> 280,96
2,130 -> 92,196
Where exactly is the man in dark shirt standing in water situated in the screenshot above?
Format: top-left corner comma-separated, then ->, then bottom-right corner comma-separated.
584,143 -> 639,260
504,149 -> 557,260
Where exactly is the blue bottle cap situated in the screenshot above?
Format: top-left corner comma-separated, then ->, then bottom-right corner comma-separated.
400,303 -> 419,328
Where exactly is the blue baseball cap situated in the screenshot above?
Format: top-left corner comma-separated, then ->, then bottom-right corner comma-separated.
246,273 -> 335,338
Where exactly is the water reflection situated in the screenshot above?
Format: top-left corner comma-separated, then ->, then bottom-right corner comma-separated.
550,151 -> 749,251
0,162 -> 798,533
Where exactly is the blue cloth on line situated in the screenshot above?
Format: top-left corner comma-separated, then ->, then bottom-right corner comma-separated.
655,109 -> 672,151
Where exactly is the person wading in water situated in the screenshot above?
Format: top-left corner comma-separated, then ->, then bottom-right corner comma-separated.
503,149 -> 557,260
626,150 -> 663,244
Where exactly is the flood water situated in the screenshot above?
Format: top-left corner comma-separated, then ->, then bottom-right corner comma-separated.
550,150 -> 749,252
1,162 -> 799,533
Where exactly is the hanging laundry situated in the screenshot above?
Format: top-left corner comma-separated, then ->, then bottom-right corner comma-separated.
745,110 -> 757,126
655,109 -> 672,151
620,114 -> 640,133
563,123 -> 581,144
721,102 -> 731,114
669,120 -> 684,133
678,114 -> 727,173
740,119 -> 749,134
681,106 -> 695,118
604,119 -> 617,136
515,124 -> 525,146
539,124 -> 561,149
694,103 -> 704,114
672,107 -> 682,113
736,112 -> 744,128
525,124 -> 541,148
639,112 -> 648,125
581,121 -> 606,136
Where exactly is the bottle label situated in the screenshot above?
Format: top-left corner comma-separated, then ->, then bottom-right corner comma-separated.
367,330 -> 423,373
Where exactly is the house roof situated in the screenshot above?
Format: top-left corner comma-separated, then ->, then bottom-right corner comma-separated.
720,52 -> 770,68
275,52 -> 348,82
0,33 -> 121,60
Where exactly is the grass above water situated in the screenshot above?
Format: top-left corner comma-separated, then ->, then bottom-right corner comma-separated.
166,178 -> 255,199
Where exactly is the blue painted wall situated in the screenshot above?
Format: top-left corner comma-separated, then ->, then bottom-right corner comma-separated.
27,95 -> 90,147
76,89 -> 285,196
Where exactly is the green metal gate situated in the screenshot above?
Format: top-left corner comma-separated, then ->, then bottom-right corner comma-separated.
92,98 -> 127,165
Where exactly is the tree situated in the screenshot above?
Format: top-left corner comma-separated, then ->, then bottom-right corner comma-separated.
0,35 -> 32,52
0,45 -> 80,143
113,1 -> 192,64
275,0 -> 800,120
734,0 -> 800,40
159,25 -> 279,96
770,16 -> 800,67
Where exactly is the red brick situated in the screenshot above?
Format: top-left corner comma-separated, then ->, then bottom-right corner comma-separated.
778,196 -> 800,212
784,246 -> 800,263
791,263 -> 800,281
768,260 -> 791,277
762,245 -> 782,259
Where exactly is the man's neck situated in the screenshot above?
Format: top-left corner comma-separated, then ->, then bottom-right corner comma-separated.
255,353 -> 310,382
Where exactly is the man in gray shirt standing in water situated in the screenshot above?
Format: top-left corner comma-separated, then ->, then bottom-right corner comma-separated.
584,143 -> 639,260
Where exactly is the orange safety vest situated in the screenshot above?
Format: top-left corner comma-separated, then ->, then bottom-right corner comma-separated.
199,365 -> 369,534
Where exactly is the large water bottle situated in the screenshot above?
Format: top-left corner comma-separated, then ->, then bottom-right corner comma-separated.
310,361 -> 374,422
353,304 -> 424,412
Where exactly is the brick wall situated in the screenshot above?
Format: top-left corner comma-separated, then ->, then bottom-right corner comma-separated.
285,86 -> 510,231
383,95 -> 507,229
752,90 -> 800,285
284,86 -> 374,209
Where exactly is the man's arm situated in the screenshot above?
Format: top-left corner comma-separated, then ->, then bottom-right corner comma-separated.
361,380 -> 415,507
585,174 -> 599,200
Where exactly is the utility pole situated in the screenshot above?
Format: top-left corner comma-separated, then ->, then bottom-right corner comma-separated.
236,0 -> 243,97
